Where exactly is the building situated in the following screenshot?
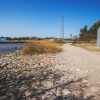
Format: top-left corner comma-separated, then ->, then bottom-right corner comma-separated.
0,37 -> 6,42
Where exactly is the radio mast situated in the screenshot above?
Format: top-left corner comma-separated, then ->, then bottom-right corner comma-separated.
61,12 -> 64,40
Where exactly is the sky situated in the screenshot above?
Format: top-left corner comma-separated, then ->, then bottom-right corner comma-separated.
0,0 -> 100,38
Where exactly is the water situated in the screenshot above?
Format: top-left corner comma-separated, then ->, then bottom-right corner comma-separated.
0,43 -> 24,53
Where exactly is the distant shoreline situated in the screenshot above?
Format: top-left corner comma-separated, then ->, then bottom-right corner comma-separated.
0,41 -> 27,44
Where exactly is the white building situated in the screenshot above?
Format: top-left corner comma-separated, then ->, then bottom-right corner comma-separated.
0,37 -> 6,42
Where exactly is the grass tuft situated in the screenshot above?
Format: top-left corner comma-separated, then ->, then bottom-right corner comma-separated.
72,43 -> 100,51
22,40 -> 62,54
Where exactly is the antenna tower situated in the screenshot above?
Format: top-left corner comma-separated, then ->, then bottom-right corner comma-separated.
61,12 -> 64,40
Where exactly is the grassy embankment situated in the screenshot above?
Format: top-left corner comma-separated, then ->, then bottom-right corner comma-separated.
72,42 -> 100,51
22,40 -> 62,54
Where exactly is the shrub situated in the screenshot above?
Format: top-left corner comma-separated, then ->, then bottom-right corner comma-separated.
54,39 -> 65,43
22,40 -> 62,54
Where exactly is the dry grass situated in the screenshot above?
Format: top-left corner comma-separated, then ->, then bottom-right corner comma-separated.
22,40 -> 62,54
72,43 -> 100,52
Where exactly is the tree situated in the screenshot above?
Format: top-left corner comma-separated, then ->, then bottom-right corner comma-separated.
79,20 -> 100,41
89,20 -> 100,39
80,25 -> 89,40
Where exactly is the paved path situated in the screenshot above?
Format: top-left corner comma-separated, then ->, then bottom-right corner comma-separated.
61,44 -> 100,84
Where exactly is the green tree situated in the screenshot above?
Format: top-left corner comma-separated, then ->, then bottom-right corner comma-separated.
80,25 -> 89,40
80,20 -> 100,41
89,20 -> 100,39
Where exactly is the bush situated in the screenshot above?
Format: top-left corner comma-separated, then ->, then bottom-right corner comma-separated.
22,40 -> 62,54
54,39 -> 65,43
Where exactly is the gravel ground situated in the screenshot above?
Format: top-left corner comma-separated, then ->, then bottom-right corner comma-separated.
0,44 -> 100,100
62,44 -> 100,99
64,44 -> 100,83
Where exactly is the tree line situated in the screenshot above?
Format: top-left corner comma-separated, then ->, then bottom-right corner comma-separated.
0,36 -> 57,41
79,20 -> 100,41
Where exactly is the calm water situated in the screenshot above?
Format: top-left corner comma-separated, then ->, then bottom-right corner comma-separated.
0,43 -> 24,53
